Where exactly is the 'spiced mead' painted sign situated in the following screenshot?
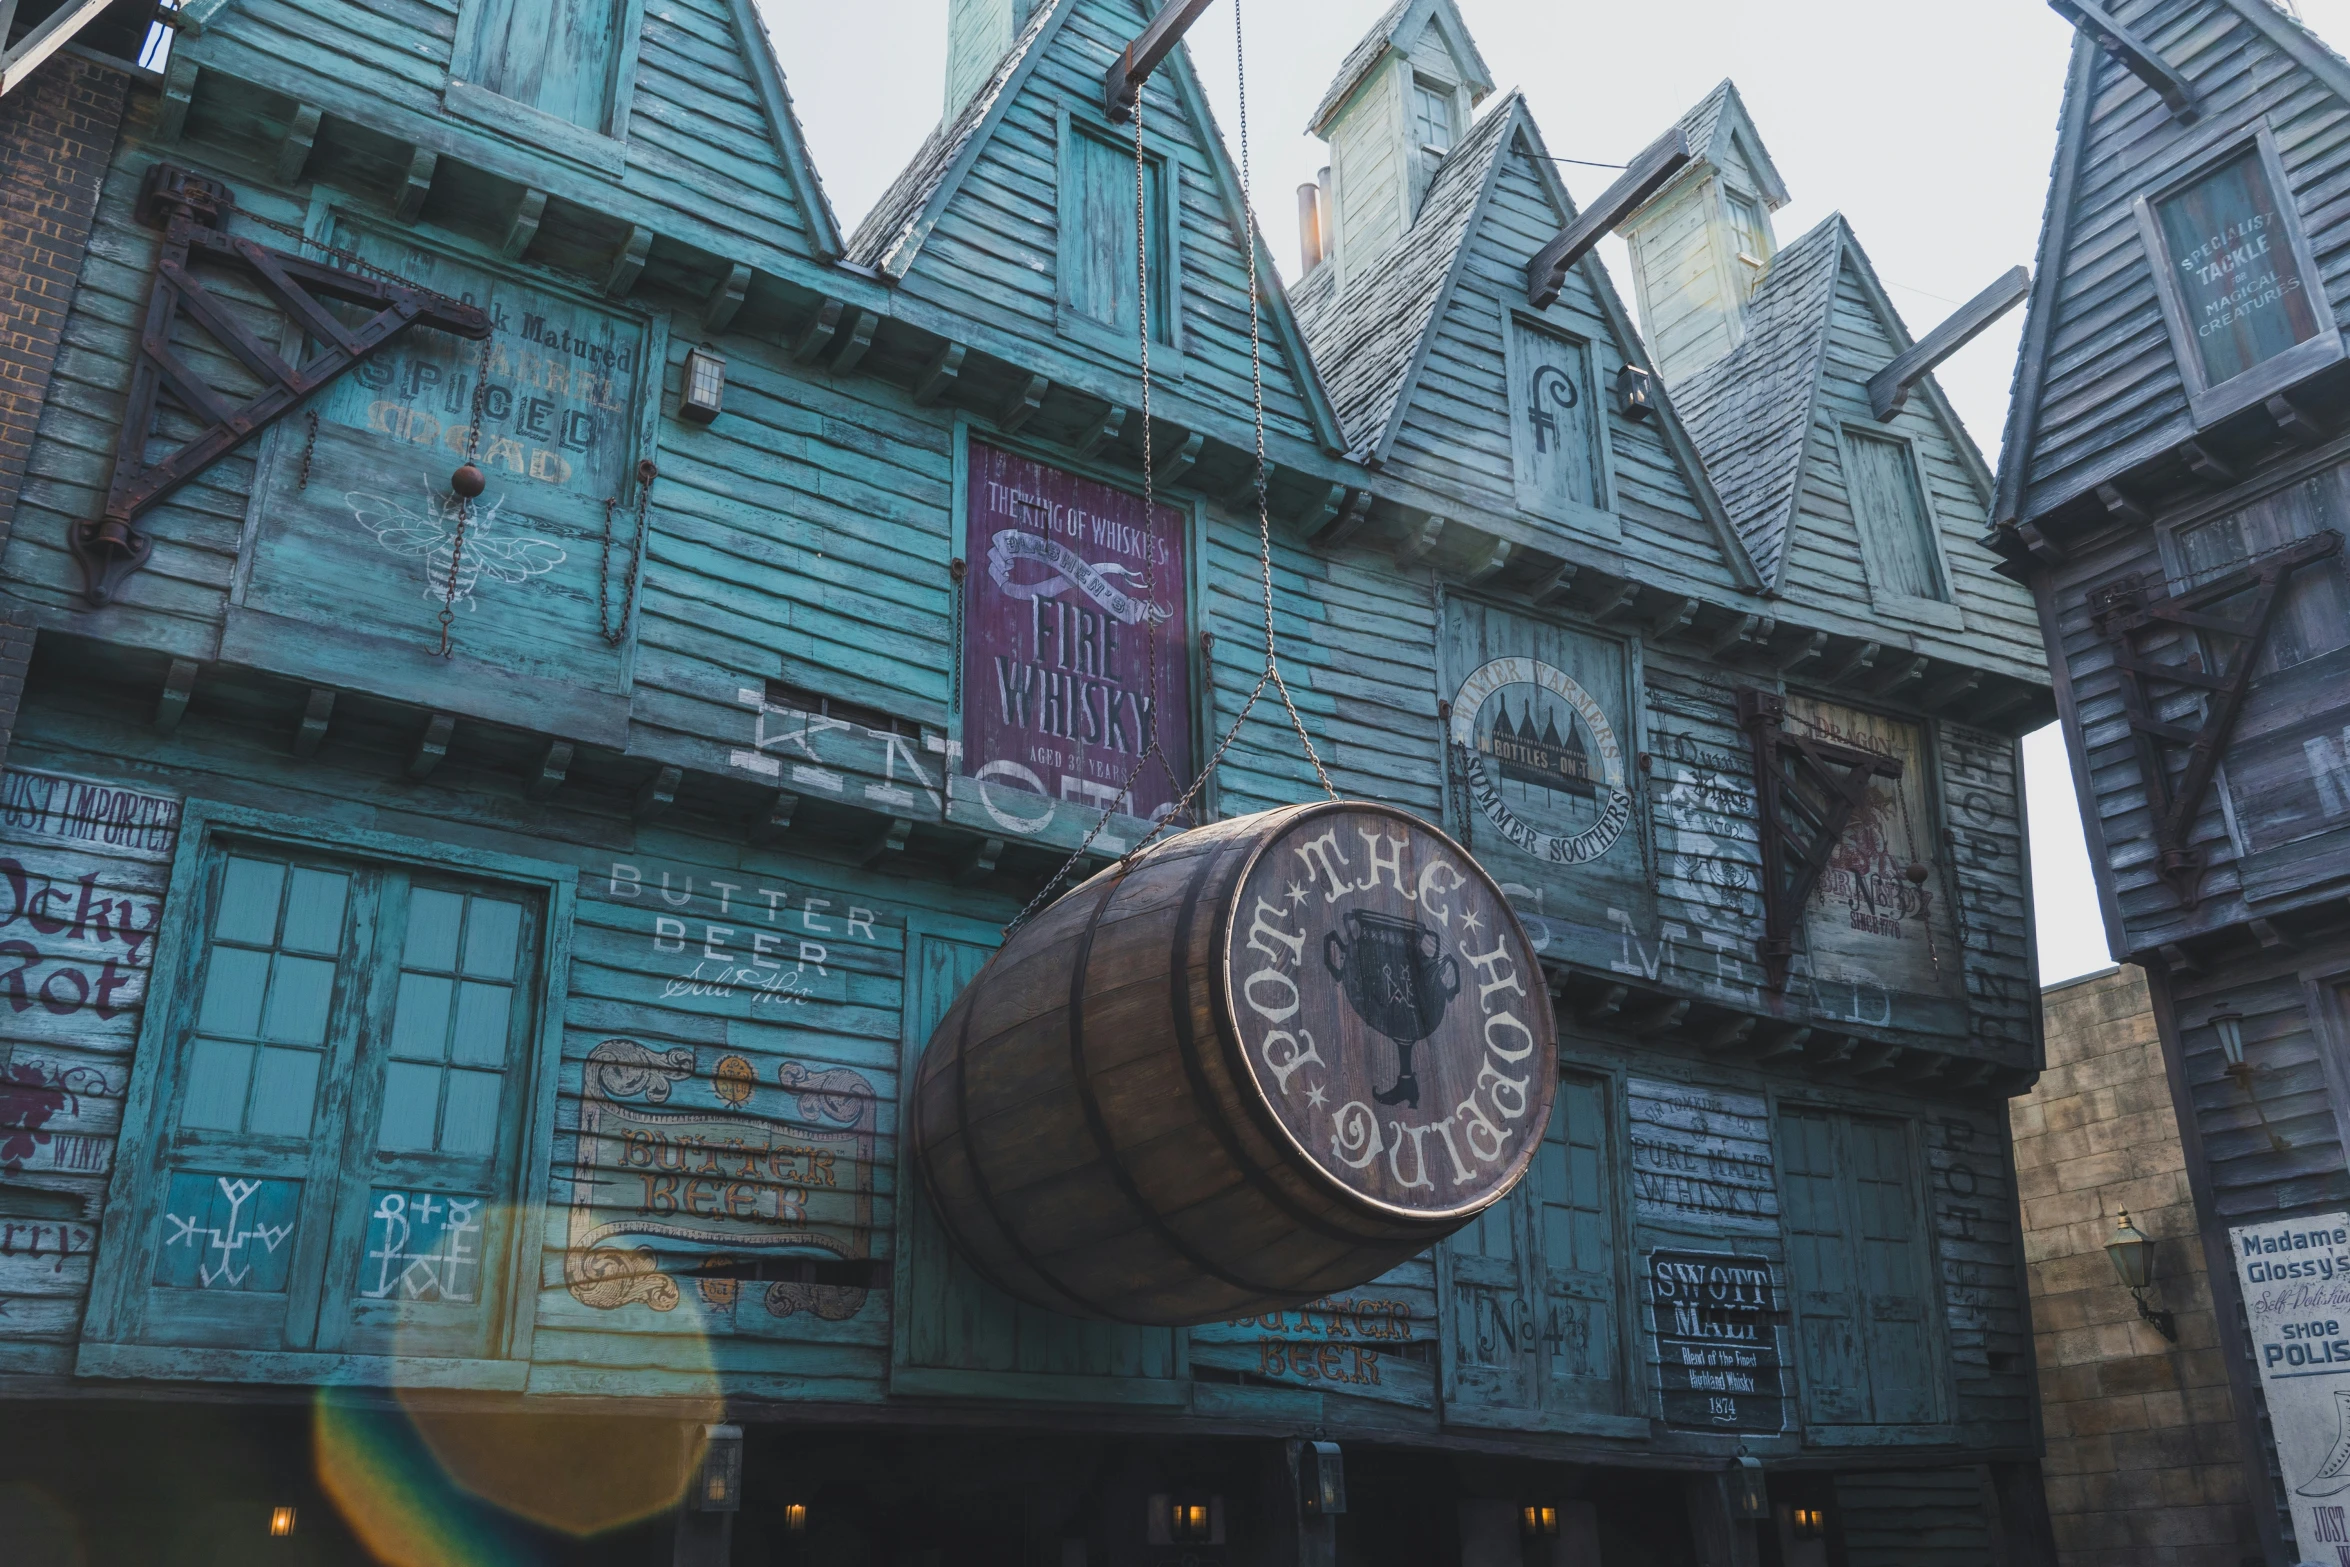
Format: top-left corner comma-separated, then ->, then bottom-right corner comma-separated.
2232,1212 -> 2350,1558
1646,1248 -> 1787,1433
962,442 -> 1192,825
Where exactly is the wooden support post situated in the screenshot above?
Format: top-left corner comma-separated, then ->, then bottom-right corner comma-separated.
1463,536 -> 1512,585
913,341 -> 967,406
2048,0 -> 2199,123
2096,482 -> 2149,527
2179,438 -> 2237,486
155,658 -> 198,733
1751,1026 -> 1812,1066
1294,482 -> 1346,538
1820,639 -> 1880,686
860,815 -> 913,866
2269,393 -> 2328,447
1077,404 -> 1128,458
158,54 -> 197,143
605,224 -> 653,298
792,299 -> 846,363
275,105 -> 323,186
1396,515 -> 1448,568
1583,983 -> 1627,1022
1868,652 -> 1928,697
751,790 -> 798,846
1632,997 -> 1691,1039
502,189 -> 547,260
830,309 -> 878,373
1775,629 -> 1828,673
1647,593 -> 1698,641
1590,579 -> 1642,623
953,835 -> 1005,887
527,740 -> 572,802
396,148 -> 437,224
998,374 -> 1049,434
1706,612 -> 1762,658
635,765 -> 682,823
2251,917 -> 2295,951
2016,521 -> 2068,566
1222,461 -> 1274,510
1102,0 -> 1215,122
1154,430 -> 1204,488
1530,560 -> 1578,605
407,713 -> 456,781
1865,265 -> 2030,421
1700,1015 -> 1758,1054
1526,128 -> 1692,309
703,262 -> 751,335
294,689 -> 334,758
1918,668 -> 1983,711
1309,489 -> 1373,550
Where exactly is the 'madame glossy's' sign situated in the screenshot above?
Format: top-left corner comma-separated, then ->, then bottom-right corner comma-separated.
1221,804 -> 1557,1216
2233,1213 -> 2350,1558
962,442 -> 1192,825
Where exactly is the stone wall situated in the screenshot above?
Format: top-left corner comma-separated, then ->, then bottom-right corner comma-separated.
2012,965 -> 2259,1567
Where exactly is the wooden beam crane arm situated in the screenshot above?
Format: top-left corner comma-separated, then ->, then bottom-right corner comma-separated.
1866,265 -> 2031,421
1103,0 -> 1216,122
2047,0 -> 2199,123
1526,129 -> 1691,309
0,0 -> 116,98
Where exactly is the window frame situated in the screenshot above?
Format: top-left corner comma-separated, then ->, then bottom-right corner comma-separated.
1054,105 -> 1187,375
444,0 -> 646,175
1834,416 -> 1965,631
81,801 -> 577,1384
2133,122 -> 2343,430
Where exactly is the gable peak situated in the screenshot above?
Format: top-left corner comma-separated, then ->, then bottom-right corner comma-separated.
1307,0 -> 1494,138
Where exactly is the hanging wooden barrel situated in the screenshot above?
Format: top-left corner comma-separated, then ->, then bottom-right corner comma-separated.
913,800 -> 1558,1327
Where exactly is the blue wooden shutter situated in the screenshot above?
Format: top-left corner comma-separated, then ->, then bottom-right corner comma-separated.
1848,1116 -> 1936,1424
1444,1169 -> 1535,1413
1063,124 -> 1171,346
465,0 -> 626,132
1780,1109 -> 1865,1424
1846,430 -> 1948,602
1536,1073 -> 1620,1413
1509,319 -> 1600,518
1780,1108 -> 1939,1426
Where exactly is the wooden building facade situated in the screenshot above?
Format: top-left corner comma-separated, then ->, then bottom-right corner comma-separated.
0,0 -> 2055,1562
1993,1 -> 2350,1562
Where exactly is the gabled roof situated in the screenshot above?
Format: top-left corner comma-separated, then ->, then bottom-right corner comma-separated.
1297,92 -> 1758,590
1671,79 -> 1790,210
1295,91 -> 1518,454
1676,218 -> 1844,586
1306,0 -> 1494,137
844,0 -> 1344,453
1995,0 -> 2350,528
729,0 -> 844,259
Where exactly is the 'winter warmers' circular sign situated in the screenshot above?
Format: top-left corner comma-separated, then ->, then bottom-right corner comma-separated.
1450,657 -> 1632,865
1219,802 -> 1557,1219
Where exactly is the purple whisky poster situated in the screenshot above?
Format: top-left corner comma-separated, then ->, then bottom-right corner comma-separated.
963,442 -> 1192,823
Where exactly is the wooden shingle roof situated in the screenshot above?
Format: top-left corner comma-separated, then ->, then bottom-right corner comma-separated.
1305,0 -> 1492,137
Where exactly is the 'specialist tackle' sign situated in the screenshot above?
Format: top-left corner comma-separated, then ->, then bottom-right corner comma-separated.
1222,804 -> 1558,1215
2232,1212 -> 2350,1559
961,441 -> 1193,829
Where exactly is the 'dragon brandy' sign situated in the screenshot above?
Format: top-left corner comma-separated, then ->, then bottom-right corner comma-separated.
1221,804 -> 1557,1217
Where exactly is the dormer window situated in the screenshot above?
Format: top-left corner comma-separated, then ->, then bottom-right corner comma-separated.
2135,124 -> 2342,427
1726,189 -> 1770,294
1413,79 -> 1457,156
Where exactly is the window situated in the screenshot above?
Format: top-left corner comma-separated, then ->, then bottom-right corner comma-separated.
1842,426 -> 1952,608
1508,316 -> 1605,524
1413,79 -> 1456,154
1060,118 -> 1176,352
108,837 -> 546,1364
2135,127 -> 2341,424
1726,189 -> 1770,296
1779,1109 -> 1938,1426
458,0 -> 630,132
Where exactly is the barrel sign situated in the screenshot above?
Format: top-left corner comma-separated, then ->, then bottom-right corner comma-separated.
1221,806 -> 1556,1218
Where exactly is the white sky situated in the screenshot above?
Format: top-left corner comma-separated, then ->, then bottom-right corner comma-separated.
759,0 -> 2350,986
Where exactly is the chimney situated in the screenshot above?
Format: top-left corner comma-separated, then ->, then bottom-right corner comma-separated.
1297,182 -> 1325,274
1619,81 -> 1790,385
944,0 -> 1035,124
1307,0 -> 1491,297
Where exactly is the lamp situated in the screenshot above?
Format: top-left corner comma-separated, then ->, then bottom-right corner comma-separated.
1729,1455 -> 1769,1521
1788,1506 -> 1826,1542
1520,1505 -> 1559,1539
1298,1441 -> 1346,1517
269,1506 -> 297,1538
782,1503 -> 809,1533
689,1423 -> 743,1513
680,345 -> 727,424
1613,363 -> 1656,422
2104,1210 -> 2178,1342
2211,1006 -> 2247,1070
1169,1495 -> 1215,1544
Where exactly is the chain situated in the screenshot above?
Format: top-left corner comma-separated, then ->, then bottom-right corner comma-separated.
437,335 -> 496,658
599,459 -> 657,646
949,557 -> 968,714
295,410 -> 318,492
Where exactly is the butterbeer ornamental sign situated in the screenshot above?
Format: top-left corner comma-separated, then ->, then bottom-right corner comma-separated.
962,441 -> 1193,824
1220,804 -> 1557,1218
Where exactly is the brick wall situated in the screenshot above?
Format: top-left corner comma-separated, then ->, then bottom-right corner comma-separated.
0,51 -> 128,556
2012,966 -> 2260,1567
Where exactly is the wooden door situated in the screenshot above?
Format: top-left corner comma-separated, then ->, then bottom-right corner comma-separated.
890,927 -> 1186,1398
1779,1108 -> 1938,1427
126,846 -> 540,1359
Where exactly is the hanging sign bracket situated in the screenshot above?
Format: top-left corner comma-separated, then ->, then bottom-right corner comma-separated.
1738,688 -> 1905,992
1103,0 -> 1215,122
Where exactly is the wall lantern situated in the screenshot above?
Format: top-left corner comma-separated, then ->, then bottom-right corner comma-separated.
1298,1440 -> 1346,1517
1788,1506 -> 1827,1542
1147,1493 -> 1223,1545
1613,363 -> 1656,422
681,345 -> 727,424
782,1503 -> 809,1533
1520,1505 -> 1559,1539
1729,1455 -> 1769,1521
2104,1210 -> 2179,1343
2211,1005 -> 2247,1071
269,1506 -> 297,1538
689,1423 -> 743,1513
